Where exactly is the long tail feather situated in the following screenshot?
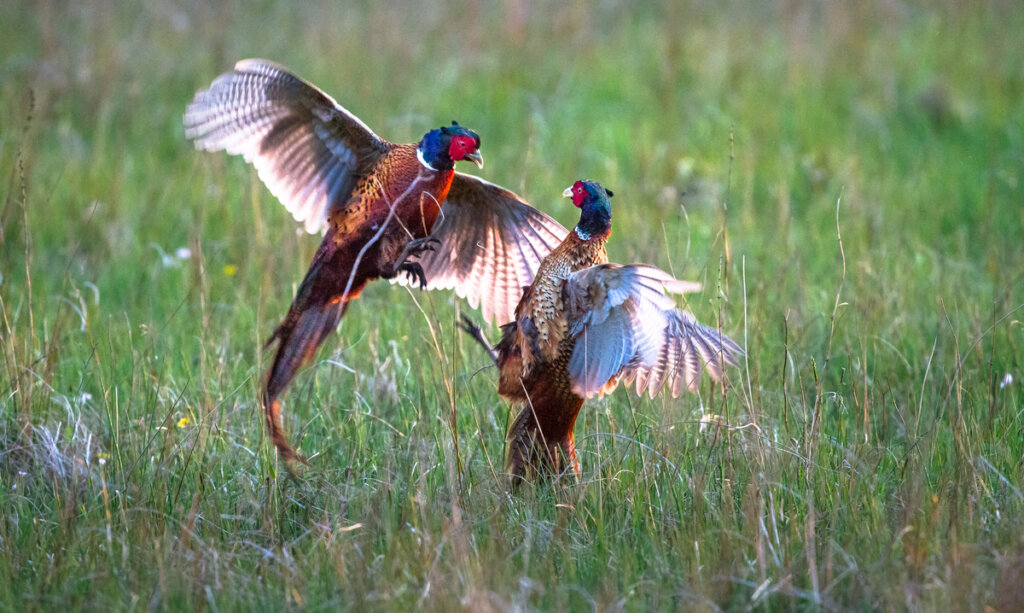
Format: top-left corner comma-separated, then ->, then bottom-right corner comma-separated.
263,296 -> 347,464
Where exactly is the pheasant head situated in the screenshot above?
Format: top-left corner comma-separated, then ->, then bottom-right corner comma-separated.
563,179 -> 613,241
419,121 -> 483,171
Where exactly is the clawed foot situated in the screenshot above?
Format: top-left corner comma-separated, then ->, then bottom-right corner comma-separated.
384,237 -> 441,289
398,237 -> 441,289
400,261 -> 428,289
458,313 -> 498,365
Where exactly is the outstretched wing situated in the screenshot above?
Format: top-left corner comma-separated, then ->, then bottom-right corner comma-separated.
395,174 -> 569,325
184,59 -> 390,233
562,264 -> 742,398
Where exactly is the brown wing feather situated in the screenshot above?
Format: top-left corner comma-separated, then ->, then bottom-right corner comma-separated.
393,173 -> 569,324
184,59 -> 390,233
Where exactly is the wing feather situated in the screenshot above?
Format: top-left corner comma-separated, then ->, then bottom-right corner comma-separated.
184,59 -> 388,234
564,264 -> 743,398
393,173 -> 569,324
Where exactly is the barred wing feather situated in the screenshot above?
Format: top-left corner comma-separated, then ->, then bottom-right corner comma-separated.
395,174 -> 569,324
563,264 -> 741,398
184,59 -> 388,233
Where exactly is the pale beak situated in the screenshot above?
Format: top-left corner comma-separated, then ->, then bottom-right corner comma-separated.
562,186 -> 573,198
464,151 -> 484,169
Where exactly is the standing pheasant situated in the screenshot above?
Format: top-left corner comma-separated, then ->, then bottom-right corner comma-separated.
462,180 -> 743,483
184,60 -> 567,464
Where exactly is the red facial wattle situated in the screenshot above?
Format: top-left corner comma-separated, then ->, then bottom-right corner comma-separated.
448,135 -> 483,168
571,181 -> 587,207
448,136 -> 474,161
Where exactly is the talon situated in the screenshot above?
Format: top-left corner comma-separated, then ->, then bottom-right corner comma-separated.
400,261 -> 428,290
458,313 -> 482,336
389,237 -> 443,288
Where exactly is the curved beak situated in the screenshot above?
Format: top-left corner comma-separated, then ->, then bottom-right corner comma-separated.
464,151 -> 484,169
562,186 -> 573,198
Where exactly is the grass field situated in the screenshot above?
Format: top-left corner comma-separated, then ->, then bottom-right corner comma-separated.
2,0 -> 1023,610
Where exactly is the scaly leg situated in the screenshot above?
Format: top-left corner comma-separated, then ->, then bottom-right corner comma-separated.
458,313 -> 498,365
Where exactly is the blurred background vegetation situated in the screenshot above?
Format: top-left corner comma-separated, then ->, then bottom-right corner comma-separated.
1,0 -> 1022,610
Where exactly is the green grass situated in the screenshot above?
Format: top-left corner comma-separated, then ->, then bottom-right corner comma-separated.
2,0 -> 1023,610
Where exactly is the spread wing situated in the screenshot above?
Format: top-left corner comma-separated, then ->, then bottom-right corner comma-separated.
395,174 -> 569,325
562,264 -> 743,398
184,59 -> 390,233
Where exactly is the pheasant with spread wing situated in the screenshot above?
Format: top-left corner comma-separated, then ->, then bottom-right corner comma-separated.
462,180 -> 743,482
184,60 -> 567,464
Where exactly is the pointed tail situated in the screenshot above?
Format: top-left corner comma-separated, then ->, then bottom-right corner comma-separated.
263,296 -> 348,465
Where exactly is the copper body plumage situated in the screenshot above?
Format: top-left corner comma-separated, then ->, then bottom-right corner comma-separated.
185,60 -> 567,464
465,180 -> 744,483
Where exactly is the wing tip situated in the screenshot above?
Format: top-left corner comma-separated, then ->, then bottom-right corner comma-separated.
234,58 -> 286,73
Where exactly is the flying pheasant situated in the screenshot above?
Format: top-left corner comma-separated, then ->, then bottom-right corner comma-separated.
462,180 -> 743,483
184,60 -> 567,464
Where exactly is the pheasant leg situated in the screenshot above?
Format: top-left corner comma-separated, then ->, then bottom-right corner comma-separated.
380,237 -> 441,289
458,313 -> 498,364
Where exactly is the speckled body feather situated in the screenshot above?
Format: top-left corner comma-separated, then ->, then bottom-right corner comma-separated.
329,145 -> 448,241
